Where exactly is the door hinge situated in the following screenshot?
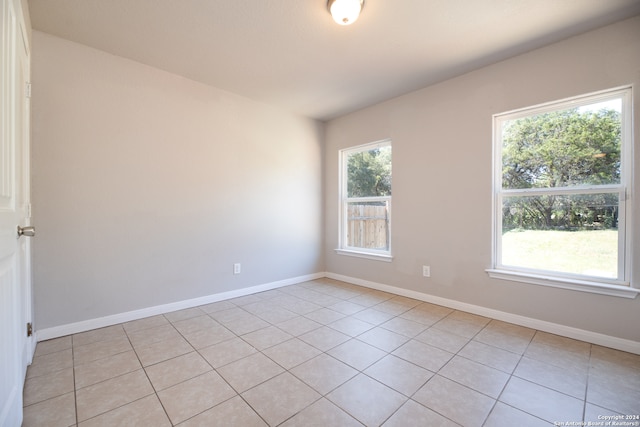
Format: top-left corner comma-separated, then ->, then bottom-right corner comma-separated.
25,82 -> 31,98
27,322 -> 32,337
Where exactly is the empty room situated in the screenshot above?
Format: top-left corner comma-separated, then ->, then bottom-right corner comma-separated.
2,0 -> 640,426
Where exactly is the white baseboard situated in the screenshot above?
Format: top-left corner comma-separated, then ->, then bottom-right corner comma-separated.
36,272 -> 324,341
326,272 -> 640,355
36,270 -> 640,355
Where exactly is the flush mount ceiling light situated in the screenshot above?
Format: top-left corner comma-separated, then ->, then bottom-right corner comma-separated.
328,0 -> 364,26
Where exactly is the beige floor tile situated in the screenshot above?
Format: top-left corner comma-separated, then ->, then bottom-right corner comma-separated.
589,345 -> 640,380
22,391 -> 75,427
399,306 -> 450,326
327,300 -> 366,316
78,395 -> 171,427
474,328 -> 533,354
172,315 -> 218,335
304,307 -> 346,325
23,368 -> 74,406
72,336 -> 133,366
33,336 -> 72,358
447,310 -> 491,326
392,339 -> 454,372
178,395 -> 267,427
241,325 -> 293,350
583,402 -> 626,423
276,316 -> 322,336
357,326 -> 410,352
349,292 -> 393,307
458,340 -> 522,373
299,326 -> 350,351
277,298 -> 323,315
238,300 -> 272,315
483,320 -> 536,340
253,306 -> 298,324
122,315 -> 169,333
164,307 -> 205,323
432,317 -> 485,338
126,324 -> 181,349
181,324 -> 236,349
514,356 -> 587,399
76,369 -> 154,422
439,355 -> 510,398
198,337 -> 257,368
280,397 -> 361,427
157,371 -> 236,424
217,352 -> 284,393
262,338 -> 321,369
483,402 -> 553,427
364,355 -> 434,396
232,294 -> 269,306
24,280 -> 640,427
327,339 -> 386,371
532,331 -> 591,354
413,375 -> 495,427
242,372 -> 321,426
388,295 -> 421,308
499,377 -> 584,424
223,314 -> 270,336
586,373 -> 640,415
373,300 -> 413,316
327,374 -> 407,426
145,351 -> 212,391
73,326 -> 126,348
27,348 -> 73,379
380,317 -> 428,338
327,316 -> 373,337
382,399 -> 459,427
198,300 -> 237,314
414,327 -> 470,353
74,350 -> 141,389
352,307 -> 395,325
208,306 -> 252,323
134,335 -> 193,367
300,291 -> 341,307
524,341 -> 590,373
290,354 -> 358,395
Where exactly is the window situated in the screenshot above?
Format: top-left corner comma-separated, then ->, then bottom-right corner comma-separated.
337,140 -> 392,261
489,87 -> 636,298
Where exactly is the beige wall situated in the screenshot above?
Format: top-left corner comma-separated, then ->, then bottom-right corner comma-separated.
324,16 -> 640,342
31,31 -> 324,329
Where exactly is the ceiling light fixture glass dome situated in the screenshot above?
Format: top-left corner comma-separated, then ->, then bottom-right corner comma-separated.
328,0 -> 364,26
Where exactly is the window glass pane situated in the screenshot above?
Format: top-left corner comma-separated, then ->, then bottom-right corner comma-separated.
501,193 -> 619,278
346,201 -> 389,250
347,146 -> 392,197
501,99 -> 621,189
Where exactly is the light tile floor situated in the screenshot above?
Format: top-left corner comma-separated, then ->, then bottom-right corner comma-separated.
23,279 -> 640,426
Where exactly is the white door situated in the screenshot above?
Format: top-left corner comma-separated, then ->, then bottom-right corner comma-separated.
1,0 -> 32,425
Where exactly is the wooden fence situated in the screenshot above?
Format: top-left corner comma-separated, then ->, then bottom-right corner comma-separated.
347,204 -> 389,250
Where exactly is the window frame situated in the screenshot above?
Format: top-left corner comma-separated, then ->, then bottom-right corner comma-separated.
487,86 -> 637,298
336,139 -> 393,262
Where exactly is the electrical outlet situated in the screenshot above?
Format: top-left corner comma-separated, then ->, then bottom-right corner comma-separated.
423,265 -> 431,277
234,263 -> 241,275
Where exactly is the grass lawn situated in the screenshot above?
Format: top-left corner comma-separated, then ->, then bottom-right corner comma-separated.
501,229 -> 618,278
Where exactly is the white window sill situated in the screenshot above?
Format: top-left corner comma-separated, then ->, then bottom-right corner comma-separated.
486,269 -> 638,299
335,249 -> 393,262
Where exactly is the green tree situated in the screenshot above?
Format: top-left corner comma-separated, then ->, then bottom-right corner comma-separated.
501,108 -> 620,230
347,146 -> 392,197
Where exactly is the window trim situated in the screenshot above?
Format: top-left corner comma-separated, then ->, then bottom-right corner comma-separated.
337,139 -> 392,260
488,86 -> 636,298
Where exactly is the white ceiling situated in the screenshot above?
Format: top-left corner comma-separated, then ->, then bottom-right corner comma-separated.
27,0 -> 640,121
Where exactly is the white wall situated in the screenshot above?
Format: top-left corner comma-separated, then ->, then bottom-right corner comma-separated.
31,31 -> 324,330
324,16 -> 640,343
